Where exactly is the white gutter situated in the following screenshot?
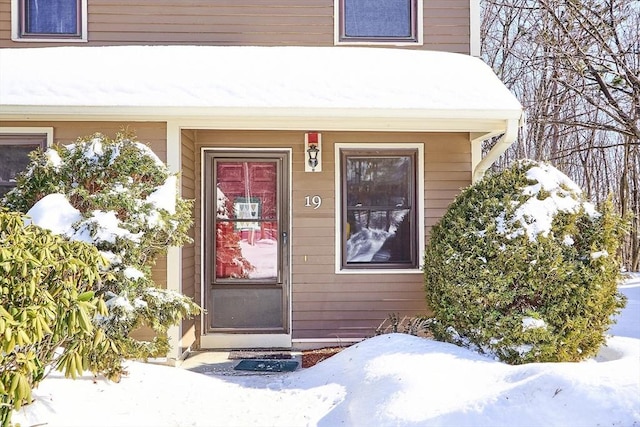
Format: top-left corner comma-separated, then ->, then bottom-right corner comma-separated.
0,106 -> 522,134
472,117 -> 522,182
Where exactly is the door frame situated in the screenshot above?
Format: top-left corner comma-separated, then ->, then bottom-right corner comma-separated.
200,148 -> 292,349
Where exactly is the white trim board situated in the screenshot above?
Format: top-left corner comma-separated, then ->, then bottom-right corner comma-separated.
200,334 -> 292,350
0,126 -> 54,146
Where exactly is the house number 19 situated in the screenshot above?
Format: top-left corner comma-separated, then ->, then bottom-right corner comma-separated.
304,195 -> 322,209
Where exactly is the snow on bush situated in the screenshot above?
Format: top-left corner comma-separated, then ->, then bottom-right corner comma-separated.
424,160 -> 628,364
2,132 -> 200,379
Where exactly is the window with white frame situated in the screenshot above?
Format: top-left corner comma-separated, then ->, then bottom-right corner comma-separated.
0,133 -> 48,199
340,148 -> 419,270
337,0 -> 421,44
13,0 -> 87,41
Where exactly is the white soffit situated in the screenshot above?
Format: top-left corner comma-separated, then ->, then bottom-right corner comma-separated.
0,45 -> 522,130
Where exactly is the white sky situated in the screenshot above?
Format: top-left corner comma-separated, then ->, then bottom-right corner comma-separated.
0,46 -> 522,112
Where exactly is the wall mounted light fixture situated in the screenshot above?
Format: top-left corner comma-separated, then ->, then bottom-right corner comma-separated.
305,132 -> 322,172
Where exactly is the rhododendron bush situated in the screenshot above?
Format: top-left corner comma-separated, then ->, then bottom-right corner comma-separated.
2,131 -> 200,381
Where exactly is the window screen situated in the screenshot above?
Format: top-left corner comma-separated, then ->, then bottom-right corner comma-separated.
340,0 -> 418,42
21,0 -> 80,37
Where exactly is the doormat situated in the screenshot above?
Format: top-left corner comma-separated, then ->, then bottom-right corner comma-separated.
234,359 -> 299,372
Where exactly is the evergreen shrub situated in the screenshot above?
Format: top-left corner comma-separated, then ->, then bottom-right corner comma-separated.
2,131 -> 200,381
424,160 -> 628,364
0,210 -> 109,427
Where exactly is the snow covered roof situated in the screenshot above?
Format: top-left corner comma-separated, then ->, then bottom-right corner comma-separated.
0,46 -> 522,131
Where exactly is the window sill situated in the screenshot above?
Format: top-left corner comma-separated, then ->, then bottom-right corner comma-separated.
335,267 -> 424,275
334,39 -> 423,47
12,37 -> 88,43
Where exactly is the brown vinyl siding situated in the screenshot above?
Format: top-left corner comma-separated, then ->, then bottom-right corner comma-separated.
36,121 -> 168,163
424,137 -> 471,232
0,121 -> 166,160
0,0 -> 471,54
189,129 -> 470,340
180,129 -> 198,349
423,0 -> 471,52
1,121 -> 471,341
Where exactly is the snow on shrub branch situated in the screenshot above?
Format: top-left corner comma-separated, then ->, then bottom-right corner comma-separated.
495,160 -> 600,243
2,131 -> 200,380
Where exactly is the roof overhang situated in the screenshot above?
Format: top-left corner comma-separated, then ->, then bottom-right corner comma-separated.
0,45 -> 523,143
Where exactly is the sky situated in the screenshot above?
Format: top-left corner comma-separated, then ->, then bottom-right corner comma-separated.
9,273 -> 639,427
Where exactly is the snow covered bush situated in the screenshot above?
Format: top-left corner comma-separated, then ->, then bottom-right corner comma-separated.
0,210 -> 109,427
424,160 -> 628,364
2,131 -> 200,380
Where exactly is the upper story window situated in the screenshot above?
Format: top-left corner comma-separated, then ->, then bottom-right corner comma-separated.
0,132 -> 48,199
339,147 -> 420,271
336,0 -> 422,45
12,0 -> 88,42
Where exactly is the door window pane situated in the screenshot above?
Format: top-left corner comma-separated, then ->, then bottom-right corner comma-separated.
343,151 -> 417,268
215,161 -> 278,281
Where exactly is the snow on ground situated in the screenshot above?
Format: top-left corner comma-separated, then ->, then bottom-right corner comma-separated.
610,272 -> 640,339
12,273 -> 640,427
